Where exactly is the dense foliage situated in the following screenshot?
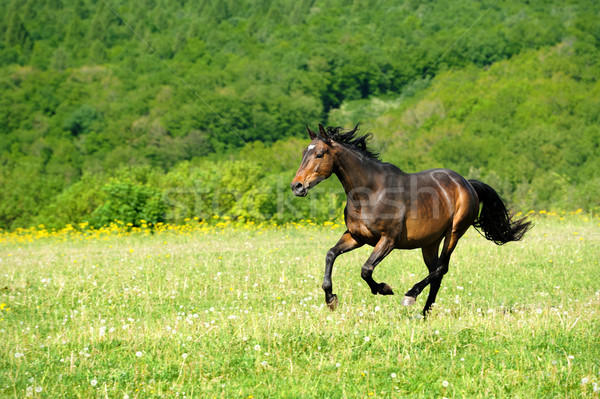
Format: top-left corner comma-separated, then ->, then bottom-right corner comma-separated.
0,0 -> 599,228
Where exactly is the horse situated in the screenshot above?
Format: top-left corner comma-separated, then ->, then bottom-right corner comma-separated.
291,124 -> 532,316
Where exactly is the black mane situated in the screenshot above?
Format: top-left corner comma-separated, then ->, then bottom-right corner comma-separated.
321,125 -> 381,161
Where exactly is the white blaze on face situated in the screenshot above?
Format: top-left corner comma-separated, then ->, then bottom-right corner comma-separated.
301,144 -> 317,165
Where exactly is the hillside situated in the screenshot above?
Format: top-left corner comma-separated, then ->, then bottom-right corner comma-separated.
0,0 -> 599,228
330,43 -> 600,211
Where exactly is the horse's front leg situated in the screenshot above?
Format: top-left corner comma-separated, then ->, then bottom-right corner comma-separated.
361,236 -> 395,296
323,231 -> 363,311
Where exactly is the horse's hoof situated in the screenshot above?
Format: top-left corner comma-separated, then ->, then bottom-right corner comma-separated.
379,283 -> 394,295
327,295 -> 339,311
401,296 -> 416,307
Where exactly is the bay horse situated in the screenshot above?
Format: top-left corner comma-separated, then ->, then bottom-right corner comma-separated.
291,124 -> 531,316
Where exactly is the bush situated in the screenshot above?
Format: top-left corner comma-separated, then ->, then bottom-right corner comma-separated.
90,179 -> 167,227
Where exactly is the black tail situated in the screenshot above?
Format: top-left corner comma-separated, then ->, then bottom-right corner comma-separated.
468,180 -> 532,245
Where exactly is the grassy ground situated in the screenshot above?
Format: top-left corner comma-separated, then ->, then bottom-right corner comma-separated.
0,214 -> 599,398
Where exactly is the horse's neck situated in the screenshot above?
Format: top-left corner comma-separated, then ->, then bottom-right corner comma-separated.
333,147 -> 382,198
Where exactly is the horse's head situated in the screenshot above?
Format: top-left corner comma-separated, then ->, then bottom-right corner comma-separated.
291,124 -> 335,197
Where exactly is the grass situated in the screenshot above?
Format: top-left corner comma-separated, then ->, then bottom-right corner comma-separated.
0,214 -> 599,398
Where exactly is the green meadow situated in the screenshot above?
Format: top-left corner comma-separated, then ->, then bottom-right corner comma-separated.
1,214 -> 598,398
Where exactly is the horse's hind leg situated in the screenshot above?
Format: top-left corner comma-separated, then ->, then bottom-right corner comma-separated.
402,222 -> 468,312
421,238 -> 444,315
361,236 -> 395,296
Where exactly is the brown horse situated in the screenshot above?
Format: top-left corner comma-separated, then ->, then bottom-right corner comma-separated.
291,124 -> 531,316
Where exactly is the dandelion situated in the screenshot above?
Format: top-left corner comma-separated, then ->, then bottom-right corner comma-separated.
391,373 -> 397,378
182,353 -> 188,359
581,377 -> 589,384
442,380 -> 449,388
336,363 -> 341,368
35,387 -> 42,393
374,306 -> 380,312
135,351 -> 143,358
364,336 -> 370,342
254,344 -> 261,351
261,361 -> 268,366
90,379 -> 98,386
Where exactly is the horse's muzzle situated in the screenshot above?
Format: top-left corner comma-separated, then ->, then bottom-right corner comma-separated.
291,181 -> 307,197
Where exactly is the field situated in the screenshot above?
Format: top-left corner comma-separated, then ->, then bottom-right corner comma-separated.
1,214 -> 599,398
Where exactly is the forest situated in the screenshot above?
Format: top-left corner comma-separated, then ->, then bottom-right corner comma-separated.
0,0 -> 599,229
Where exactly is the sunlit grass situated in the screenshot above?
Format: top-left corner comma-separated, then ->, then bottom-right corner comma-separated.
0,213 -> 599,397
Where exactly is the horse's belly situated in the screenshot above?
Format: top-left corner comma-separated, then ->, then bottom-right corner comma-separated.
399,217 -> 450,249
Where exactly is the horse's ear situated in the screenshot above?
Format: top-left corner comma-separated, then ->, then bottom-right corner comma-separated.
318,123 -> 327,137
318,123 -> 332,144
306,125 -> 317,140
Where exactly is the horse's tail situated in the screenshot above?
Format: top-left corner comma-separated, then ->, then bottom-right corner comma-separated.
468,180 -> 532,245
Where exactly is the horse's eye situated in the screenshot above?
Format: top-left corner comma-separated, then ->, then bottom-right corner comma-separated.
315,153 -> 324,159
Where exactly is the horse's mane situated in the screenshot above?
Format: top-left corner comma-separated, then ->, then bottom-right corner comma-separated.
321,125 -> 381,161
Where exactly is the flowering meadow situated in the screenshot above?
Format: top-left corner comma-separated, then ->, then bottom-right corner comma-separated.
1,212 -> 599,398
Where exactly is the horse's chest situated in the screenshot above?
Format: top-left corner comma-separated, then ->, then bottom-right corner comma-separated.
345,208 -> 386,245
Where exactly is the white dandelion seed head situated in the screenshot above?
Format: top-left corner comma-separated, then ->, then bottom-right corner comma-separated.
254,344 -> 261,351
364,336 -> 370,342
135,351 -> 143,358
442,380 -> 449,388
581,377 -> 589,384
35,387 -> 43,393
90,379 -> 98,386
391,373 -> 397,378
182,353 -> 188,359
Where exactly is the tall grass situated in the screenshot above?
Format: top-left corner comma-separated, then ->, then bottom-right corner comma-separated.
1,214 -> 598,398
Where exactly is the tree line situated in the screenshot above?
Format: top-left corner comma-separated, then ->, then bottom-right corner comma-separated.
0,0 -> 598,228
